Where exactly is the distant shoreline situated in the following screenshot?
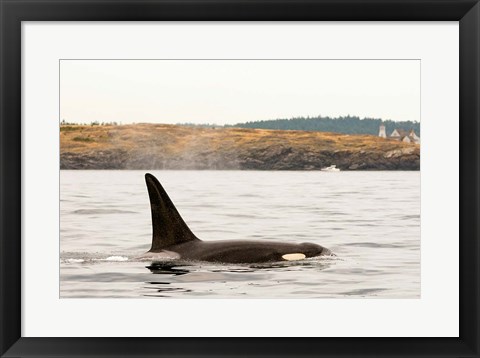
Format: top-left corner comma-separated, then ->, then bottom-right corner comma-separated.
60,124 -> 420,171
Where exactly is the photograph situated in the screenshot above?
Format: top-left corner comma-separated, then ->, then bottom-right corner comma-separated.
2,1 -> 476,355
59,59 -> 421,298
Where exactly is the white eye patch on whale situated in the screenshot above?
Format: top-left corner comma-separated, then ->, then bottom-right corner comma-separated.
142,173 -> 333,264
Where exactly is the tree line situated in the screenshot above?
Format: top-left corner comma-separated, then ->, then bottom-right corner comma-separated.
228,116 -> 420,136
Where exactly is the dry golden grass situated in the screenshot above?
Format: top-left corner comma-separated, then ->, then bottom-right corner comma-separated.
60,123 -> 417,155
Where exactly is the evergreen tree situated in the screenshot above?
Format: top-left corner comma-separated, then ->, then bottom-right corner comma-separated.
228,116 -> 420,136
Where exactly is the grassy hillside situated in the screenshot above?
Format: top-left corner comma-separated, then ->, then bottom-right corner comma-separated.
60,124 -> 420,170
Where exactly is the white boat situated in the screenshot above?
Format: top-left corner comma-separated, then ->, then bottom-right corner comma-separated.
321,165 -> 340,172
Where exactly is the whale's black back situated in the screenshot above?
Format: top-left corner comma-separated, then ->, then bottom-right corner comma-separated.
145,173 -> 199,250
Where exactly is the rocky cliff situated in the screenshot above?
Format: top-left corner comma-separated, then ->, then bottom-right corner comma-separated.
60,124 -> 420,170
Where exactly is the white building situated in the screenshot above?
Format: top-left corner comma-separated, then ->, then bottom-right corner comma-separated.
389,128 -> 420,144
378,124 -> 387,138
408,129 -> 420,143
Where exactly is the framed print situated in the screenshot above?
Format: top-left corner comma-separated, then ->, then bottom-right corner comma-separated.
1,0 -> 479,357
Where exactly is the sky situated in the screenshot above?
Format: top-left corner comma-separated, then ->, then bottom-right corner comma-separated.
60,60 -> 420,125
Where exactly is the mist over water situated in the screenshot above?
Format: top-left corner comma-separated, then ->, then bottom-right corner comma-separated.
60,170 -> 420,298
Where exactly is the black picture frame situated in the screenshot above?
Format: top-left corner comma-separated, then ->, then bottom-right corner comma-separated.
1,0 -> 478,357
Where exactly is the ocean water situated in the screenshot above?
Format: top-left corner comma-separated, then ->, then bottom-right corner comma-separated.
60,170 -> 420,298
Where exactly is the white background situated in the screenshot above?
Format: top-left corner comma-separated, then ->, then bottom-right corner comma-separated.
22,22 -> 459,337
60,59 -> 420,124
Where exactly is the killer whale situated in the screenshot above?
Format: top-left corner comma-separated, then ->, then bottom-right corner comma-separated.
143,173 -> 333,264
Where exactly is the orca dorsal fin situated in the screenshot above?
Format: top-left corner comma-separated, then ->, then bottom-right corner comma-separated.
145,173 -> 199,251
